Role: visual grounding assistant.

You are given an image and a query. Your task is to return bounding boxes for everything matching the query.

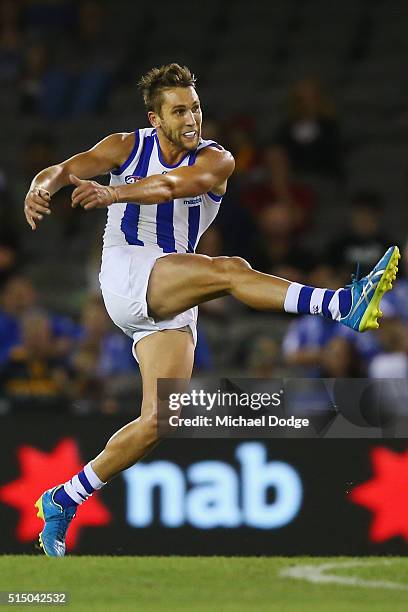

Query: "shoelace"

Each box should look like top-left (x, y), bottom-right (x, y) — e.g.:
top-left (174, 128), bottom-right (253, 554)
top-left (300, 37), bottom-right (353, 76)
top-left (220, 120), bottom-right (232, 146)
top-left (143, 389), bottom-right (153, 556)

top-left (345, 262), bottom-right (361, 289)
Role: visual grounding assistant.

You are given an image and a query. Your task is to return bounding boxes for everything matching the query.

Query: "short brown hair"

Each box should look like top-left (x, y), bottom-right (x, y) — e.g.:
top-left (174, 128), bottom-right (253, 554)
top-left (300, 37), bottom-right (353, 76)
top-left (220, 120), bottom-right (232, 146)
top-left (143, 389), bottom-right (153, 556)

top-left (138, 63), bottom-right (196, 114)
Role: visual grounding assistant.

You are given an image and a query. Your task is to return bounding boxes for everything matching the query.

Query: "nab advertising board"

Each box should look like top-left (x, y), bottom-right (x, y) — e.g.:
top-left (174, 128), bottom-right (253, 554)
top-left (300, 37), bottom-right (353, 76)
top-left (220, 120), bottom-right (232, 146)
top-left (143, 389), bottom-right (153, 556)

top-left (0, 415), bottom-right (407, 555)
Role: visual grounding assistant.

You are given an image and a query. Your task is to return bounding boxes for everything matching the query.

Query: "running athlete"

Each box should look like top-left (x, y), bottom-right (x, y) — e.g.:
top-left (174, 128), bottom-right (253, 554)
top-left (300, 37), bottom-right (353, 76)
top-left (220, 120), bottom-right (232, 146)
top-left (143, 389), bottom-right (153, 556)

top-left (24, 64), bottom-right (400, 556)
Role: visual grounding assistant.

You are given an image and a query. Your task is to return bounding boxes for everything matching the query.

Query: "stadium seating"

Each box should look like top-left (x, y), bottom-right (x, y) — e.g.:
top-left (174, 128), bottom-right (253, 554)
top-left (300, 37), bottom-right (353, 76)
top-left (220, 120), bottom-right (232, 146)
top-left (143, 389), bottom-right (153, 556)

top-left (2, 0), bottom-right (408, 383)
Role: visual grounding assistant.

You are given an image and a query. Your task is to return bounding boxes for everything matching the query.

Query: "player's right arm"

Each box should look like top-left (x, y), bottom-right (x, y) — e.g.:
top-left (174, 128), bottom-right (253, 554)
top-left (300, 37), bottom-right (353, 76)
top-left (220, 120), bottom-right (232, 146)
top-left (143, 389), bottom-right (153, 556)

top-left (24, 132), bottom-right (134, 230)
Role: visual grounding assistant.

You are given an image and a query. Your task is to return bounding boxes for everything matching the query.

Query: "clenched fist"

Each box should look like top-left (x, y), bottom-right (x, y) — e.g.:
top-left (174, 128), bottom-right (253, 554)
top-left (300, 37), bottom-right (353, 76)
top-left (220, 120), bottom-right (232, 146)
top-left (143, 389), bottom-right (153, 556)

top-left (24, 187), bottom-right (51, 230)
top-left (70, 174), bottom-right (118, 210)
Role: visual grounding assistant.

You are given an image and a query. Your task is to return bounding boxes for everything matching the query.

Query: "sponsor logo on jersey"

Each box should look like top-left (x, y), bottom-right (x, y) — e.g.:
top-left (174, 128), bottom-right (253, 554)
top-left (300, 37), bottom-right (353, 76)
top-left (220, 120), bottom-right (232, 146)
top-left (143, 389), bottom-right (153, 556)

top-left (125, 175), bottom-right (142, 184)
top-left (184, 196), bottom-right (202, 207)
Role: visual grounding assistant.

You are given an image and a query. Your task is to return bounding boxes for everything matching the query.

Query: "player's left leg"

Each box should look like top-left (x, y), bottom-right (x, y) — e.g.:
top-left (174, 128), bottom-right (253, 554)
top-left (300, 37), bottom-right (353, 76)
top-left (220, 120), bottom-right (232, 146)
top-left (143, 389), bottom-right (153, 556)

top-left (35, 328), bottom-right (194, 556)
top-left (90, 328), bottom-right (194, 481)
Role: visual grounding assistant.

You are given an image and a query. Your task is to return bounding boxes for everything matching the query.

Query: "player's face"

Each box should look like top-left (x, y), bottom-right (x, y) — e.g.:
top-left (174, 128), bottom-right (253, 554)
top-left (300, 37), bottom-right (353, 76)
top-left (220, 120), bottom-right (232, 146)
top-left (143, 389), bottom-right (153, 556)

top-left (153, 87), bottom-right (202, 151)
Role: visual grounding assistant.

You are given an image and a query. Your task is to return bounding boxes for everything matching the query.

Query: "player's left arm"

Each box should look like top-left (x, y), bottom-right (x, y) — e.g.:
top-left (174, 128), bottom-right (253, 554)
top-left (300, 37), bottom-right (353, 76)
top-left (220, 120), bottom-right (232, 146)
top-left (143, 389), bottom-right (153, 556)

top-left (71, 147), bottom-right (235, 209)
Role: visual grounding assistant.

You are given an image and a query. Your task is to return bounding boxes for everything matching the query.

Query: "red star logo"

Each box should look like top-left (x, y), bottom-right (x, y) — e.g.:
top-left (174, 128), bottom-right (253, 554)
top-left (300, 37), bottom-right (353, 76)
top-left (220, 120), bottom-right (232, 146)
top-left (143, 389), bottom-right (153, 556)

top-left (0, 438), bottom-right (111, 549)
top-left (350, 446), bottom-right (408, 543)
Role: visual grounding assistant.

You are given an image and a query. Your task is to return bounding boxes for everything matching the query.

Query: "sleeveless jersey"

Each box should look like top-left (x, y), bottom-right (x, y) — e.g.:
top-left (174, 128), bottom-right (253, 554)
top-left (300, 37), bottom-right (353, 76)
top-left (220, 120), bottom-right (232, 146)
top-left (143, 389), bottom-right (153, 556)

top-left (103, 127), bottom-right (223, 253)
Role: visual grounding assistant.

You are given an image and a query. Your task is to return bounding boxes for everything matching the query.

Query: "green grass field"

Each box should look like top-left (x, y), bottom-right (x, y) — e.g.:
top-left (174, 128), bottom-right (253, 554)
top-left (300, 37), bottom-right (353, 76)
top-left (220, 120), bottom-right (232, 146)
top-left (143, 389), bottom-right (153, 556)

top-left (0, 556), bottom-right (407, 611)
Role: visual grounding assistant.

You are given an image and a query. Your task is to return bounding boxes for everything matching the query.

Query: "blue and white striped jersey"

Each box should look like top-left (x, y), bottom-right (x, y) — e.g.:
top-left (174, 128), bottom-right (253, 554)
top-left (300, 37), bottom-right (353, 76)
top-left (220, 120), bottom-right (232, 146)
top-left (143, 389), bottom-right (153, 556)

top-left (103, 127), bottom-right (223, 253)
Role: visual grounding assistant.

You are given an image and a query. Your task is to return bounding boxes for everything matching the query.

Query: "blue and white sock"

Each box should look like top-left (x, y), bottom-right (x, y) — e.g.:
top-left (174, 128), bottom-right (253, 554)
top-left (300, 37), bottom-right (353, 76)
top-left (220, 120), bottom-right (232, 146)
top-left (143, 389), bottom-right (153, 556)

top-left (284, 283), bottom-right (352, 320)
top-left (53, 462), bottom-right (106, 509)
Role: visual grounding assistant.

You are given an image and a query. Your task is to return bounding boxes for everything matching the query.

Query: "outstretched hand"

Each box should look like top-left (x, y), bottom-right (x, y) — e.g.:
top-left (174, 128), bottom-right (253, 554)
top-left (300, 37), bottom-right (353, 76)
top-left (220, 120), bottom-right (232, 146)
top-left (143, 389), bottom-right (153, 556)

top-left (70, 174), bottom-right (118, 210)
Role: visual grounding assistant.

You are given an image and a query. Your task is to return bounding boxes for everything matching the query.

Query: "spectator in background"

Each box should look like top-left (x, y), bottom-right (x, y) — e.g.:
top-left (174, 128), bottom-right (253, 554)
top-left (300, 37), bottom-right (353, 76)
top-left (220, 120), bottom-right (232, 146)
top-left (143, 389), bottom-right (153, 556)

top-left (282, 266), bottom-right (345, 376)
top-left (0, 275), bottom-right (80, 366)
top-left (272, 76), bottom-right (344, 179)
top-left (0, 309), bottom-right (71, 412)
top-left (20, 38), bottom-right (70, 118)
top-left (0, 275), bottom-right (36, 365)
top-left (284, 335), bottom-right (362, 422)
top-left (246, 335), bottom-right (281, 378)
top-left (267, 77), bottom-right (344, 206)
top-left (319, 336), bottom-right (363, 378)
top-left (247, 201), bottom-right (316, 279)
top-left (325, 190), bottom-right (392, 281)
top-left (283, 315), bottom-right (341, 377)
top-left (232, 80), bottom-right (344, 281)
top-left (367, 304), bottom-right (408, 379)
top-left (70, 295), bottom-right (136, 412)
top-left (283, 317), bottom-right (364, 378)
top-left (223, 116), bottom-right (259, 176)
top-left (240, 164), bottom-right (316, 236)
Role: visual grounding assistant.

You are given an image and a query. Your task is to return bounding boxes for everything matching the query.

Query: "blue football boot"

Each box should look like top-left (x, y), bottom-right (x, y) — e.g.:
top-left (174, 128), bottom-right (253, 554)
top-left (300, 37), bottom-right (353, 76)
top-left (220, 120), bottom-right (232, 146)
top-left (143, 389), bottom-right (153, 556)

top-left (340, 245), bottom-right (400, 332)
top-left (35, 486), bottom-right (76, 557)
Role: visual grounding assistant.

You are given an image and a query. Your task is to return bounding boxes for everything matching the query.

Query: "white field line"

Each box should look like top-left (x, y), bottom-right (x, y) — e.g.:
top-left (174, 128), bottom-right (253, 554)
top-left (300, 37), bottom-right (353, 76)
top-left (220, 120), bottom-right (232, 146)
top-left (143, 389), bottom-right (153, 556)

top-left (280, 560), bottom-right (408, 591)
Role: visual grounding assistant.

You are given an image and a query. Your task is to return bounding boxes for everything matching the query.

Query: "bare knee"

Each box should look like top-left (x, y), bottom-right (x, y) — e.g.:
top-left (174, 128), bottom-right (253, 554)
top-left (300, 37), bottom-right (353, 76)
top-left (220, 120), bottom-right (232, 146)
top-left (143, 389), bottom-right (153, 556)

top-left (139, 396), bottom-right (159, 442)
top-left (213, 255), bottom-right (251, 274)
top-left (105, 410), bottom-right (158, 455)
top-left (212, 256), bottom-right (252, 291)
top-left (140, 414), bottom-right (158, 445)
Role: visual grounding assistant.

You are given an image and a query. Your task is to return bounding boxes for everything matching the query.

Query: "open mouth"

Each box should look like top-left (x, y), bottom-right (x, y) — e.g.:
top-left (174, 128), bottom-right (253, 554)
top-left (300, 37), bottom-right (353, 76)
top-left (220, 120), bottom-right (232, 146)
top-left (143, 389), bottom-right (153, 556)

top-left (183, 131), bottom-right (197, 140)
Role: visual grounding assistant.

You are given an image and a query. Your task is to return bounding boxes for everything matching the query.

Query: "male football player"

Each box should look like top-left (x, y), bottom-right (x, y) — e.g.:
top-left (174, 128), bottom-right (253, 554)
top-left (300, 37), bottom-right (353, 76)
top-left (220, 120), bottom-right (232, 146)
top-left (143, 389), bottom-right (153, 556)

top-left (24, 64), bottom-right (399, 555)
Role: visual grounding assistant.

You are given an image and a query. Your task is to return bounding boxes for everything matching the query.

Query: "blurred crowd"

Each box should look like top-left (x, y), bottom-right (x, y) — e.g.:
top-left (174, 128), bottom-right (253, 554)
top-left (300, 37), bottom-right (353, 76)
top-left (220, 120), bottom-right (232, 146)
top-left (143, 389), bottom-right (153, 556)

top-left (0, 0), bottom-right (407, 413)
top-left (0, 276), bottom-right (138, 414)
top-left (1, 0), bottom-right (119, 117)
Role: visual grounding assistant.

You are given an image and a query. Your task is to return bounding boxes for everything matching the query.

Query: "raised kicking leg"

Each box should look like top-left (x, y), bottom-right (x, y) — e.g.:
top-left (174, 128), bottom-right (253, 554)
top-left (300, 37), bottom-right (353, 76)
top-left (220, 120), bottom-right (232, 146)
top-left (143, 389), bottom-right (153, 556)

top-left (147, 246), bottom-right (400, 333)
top-left (35, 329), bottom-right (194, 556)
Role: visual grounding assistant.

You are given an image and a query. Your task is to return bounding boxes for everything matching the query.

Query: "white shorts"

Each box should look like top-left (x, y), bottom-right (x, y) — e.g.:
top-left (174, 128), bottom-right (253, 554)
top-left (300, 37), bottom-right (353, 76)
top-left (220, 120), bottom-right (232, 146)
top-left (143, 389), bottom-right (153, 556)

top-left (99, 245), bottom-right (198, 360)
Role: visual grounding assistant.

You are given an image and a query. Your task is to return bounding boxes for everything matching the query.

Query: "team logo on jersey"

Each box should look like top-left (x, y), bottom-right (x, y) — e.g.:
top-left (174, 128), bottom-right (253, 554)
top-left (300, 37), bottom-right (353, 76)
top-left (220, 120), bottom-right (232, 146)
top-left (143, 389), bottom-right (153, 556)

top-left (184, 196), bottom-right (202, 207)
top-left (125, 175), bottom-right (142, 184)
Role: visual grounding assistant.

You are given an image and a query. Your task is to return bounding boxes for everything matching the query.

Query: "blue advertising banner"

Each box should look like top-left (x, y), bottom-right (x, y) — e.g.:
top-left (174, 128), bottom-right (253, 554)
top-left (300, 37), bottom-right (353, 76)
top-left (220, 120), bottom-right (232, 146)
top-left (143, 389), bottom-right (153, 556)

top-left (0, 416), bottom-right (407, 555)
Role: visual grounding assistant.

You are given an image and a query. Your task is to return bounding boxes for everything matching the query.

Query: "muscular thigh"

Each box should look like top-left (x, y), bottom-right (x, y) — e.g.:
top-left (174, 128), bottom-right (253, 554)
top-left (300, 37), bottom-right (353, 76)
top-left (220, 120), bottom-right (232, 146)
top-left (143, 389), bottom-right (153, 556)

top-left (147, 253), bottom-right (231, 320)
